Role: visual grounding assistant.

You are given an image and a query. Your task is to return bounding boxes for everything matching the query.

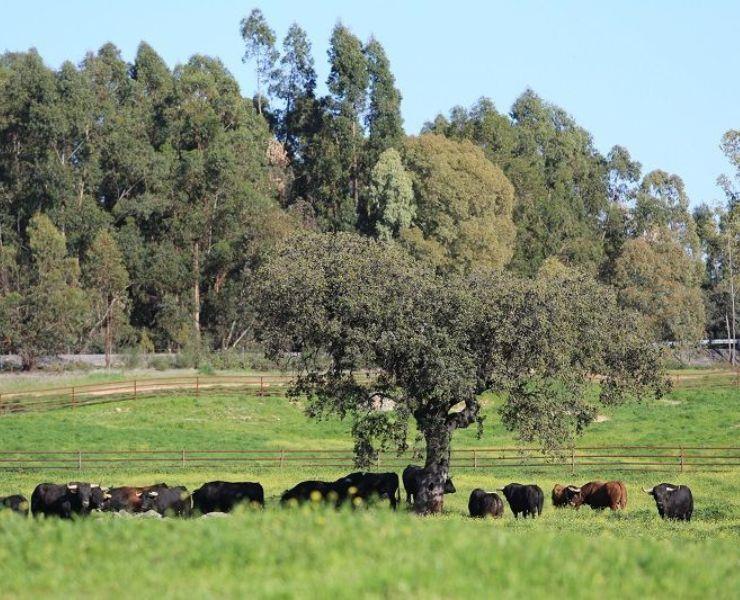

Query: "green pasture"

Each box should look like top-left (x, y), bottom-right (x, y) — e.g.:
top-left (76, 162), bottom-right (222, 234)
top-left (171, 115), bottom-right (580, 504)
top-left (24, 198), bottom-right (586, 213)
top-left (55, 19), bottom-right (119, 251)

top-left (0, 375), bottom-right (737, 598)
top-left (0, 380), bottom-right (736, 451)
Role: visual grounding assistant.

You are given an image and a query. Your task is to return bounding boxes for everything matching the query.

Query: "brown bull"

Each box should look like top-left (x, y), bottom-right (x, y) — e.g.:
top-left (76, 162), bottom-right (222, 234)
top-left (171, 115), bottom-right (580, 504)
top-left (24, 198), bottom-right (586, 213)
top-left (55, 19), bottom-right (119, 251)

top-left (551, 484), bottom-right (581, 507)
top-left (568, 480), bottom-right (627, 511)
top-left (104, 483), bottom-right (169, 512)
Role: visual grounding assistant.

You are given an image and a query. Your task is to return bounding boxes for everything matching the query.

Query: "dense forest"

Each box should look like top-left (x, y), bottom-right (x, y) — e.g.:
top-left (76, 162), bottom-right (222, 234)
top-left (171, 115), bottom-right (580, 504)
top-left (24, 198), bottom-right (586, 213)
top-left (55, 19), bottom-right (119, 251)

top-left (0, 10), bottom-right (737, 369)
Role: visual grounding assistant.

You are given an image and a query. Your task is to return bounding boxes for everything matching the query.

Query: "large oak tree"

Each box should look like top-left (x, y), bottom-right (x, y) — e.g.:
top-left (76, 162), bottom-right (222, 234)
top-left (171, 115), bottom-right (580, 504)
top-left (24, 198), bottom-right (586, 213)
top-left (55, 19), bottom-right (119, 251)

top-left (255, 233), bottom-right (666, 514)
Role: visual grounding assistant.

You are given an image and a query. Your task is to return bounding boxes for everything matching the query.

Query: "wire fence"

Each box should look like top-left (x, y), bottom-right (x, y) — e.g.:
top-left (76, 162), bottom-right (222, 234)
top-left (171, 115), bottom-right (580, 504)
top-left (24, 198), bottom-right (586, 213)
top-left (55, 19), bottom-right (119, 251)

top-left (0, 446), bottom-right (736, 473)
top-left (0, 369), bottom-right (737, 415)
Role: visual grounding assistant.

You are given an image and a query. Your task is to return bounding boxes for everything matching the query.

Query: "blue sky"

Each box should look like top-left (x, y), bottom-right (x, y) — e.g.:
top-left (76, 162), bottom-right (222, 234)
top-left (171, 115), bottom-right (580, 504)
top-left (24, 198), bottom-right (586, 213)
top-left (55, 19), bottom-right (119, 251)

top-left (3, 0), bottom-right (739, 206)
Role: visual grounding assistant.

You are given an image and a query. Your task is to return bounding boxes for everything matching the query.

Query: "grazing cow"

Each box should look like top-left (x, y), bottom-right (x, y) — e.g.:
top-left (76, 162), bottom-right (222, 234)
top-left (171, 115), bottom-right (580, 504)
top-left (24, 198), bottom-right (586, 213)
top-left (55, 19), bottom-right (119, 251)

top-left (339, 472), bottom-right (400, 510)
top-left (468, 489), bottom-right (504, 518)
top-left (0, 494), bottom-right (29, 515)
top-left (192, 481), bottom-right (264, 514)
top-left (498, 483), bottom-right (544, 518)
top-left (31, 482), bottom-right (108, 519)
top-left (551, 484), bottom-right (582, 507)
top-left (643, 483), bottom-right (693, 521)
top-left (280, 479), bottom-right (354, 507)
top-left (280, 480), bottom-right (350, 507)
top-left (402, 465), bottom-right (456, 505)
top-left (567, 481), bottom-right (628, 511)
top-left (103, 483), bottom-right (169, 513)
top-left (138, 486), bottom-right (191, 517)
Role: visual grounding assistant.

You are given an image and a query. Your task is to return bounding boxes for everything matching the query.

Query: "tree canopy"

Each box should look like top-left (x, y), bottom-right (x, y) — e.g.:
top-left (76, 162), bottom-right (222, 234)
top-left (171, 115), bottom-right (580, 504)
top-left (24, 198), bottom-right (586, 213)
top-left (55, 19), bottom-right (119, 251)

top-left (255, 232), bottom-right (666, 513)
top-left (0, 14), bottom-right (728, 366)
top-left (400, 134), bottom-right (516, 272)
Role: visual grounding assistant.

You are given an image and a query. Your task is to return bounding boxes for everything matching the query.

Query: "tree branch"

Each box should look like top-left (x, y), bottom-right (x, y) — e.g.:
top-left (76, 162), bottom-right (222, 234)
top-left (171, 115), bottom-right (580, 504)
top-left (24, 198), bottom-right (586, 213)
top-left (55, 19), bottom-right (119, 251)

top-left (446, 396), bottom-right (479, 431)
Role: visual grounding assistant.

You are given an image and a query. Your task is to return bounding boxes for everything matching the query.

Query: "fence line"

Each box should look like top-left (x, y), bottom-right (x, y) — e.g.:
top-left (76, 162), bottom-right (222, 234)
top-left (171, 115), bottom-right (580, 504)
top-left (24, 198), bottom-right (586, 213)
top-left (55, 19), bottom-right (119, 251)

top-left (0, 369), bottom-right (737, 415)
top-left (0, 374), bottom-right (296, 414)
top-left (0, 446), bottom-right (736, 473)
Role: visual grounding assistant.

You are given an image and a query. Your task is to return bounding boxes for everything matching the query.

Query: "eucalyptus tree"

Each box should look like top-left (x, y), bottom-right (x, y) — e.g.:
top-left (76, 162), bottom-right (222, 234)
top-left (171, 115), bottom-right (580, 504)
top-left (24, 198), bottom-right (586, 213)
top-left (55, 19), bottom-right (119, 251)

top-left (168, 55), bottom-right (274, 344)
top-left (0, 214), bottom-right (89, 369)
top-left (271, 23), bottom-right (317, 161)
top-left (363, 37), bottom-right (403, 168)
top-left (367, 148), bottom-right (414, 240)
top-left (426, 92), bottom-right (610, 275)
top-left (84, 229), bottom-right (130, 367)
top-left (239, 8), bottom-right (278, 116)
top-left (255, 233), bottom-right (665, 514)
top-left (612, 232), bottom-right (706, 343)
top-left (633, 170), bottom-right (700, 255)
top-left (711, 130), bottom-right (740, 362)
top-left (324, 23), bottom-right (369, 230)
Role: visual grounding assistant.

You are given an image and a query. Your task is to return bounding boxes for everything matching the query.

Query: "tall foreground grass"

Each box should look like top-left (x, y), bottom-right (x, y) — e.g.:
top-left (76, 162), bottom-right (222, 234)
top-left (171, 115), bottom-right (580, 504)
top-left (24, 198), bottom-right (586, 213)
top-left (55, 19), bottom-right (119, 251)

top-left (0, 507), bottom-right (736, 599)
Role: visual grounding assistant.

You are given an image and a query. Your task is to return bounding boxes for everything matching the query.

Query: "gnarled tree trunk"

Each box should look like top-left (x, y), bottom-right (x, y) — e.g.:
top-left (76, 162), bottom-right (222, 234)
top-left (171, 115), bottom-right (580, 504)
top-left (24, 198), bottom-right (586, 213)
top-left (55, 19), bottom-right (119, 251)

top-left (414, 424), bottom-right (452, 515)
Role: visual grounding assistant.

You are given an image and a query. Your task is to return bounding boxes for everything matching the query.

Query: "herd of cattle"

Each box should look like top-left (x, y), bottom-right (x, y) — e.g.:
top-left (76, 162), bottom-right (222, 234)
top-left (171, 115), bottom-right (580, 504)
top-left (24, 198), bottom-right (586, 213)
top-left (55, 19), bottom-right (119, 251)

top-left (0, 464), bottom-right (694, 522)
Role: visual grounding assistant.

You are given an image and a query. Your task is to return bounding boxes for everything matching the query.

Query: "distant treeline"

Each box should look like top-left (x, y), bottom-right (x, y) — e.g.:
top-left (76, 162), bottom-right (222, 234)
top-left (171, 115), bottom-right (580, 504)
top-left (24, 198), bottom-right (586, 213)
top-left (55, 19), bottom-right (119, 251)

top-left (0, 9), bottom-right (737, 368)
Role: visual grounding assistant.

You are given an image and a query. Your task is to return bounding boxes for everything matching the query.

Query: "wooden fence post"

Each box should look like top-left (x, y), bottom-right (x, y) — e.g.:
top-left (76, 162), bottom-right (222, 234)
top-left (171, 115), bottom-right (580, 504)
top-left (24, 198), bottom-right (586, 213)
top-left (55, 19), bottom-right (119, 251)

top-left (181, 449), bottom-right (186, 468)
top-left (259, 376), bottom-right (264, 397)
top-left (195, 376), bottom-right (200, 398)
top-left (473, 449), bottom-right (478, 469)
top-left (279, 449), bottom-right (285, 469)
top-left (133, 380), bottom-right (137, 400)
top-left (679, 445), bottom-right (684, 473)
top-left (71, 387), bottom-right (76, 410)
top-left (77, 450), bottom-right (82, 470)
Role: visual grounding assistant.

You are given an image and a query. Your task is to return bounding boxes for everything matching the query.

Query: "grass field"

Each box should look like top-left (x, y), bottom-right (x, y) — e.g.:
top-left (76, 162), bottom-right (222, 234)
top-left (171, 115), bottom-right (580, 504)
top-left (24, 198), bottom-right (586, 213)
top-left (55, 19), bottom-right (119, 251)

top-left (0, 373), bottom-right (737, 598)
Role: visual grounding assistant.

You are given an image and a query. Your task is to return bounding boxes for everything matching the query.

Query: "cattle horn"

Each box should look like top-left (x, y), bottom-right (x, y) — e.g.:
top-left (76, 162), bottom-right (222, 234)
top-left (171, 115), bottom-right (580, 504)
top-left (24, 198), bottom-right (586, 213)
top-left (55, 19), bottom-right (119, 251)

top-left (642, 487), bottom-right (653, 494)
top-left (67, 484), bottom-right (78, 491)
top-left (567, 486), bottom-right (581, 492)
top-left (91, 483), bottom-right (100, 489)
top-left (148, 491), bottom-right (159, 497)
top-left (665, 486), bottom-right (676, 492)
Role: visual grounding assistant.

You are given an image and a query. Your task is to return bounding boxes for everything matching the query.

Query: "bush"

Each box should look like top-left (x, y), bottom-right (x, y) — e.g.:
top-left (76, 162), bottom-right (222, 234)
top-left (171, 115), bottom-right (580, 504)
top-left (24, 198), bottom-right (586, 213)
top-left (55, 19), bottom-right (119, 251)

top-left (148, 355), bottom-right (173, 371)
top-left (197, 362), bottom-right (215, 376)
top-left (121, 346), bottom-right (142, 369)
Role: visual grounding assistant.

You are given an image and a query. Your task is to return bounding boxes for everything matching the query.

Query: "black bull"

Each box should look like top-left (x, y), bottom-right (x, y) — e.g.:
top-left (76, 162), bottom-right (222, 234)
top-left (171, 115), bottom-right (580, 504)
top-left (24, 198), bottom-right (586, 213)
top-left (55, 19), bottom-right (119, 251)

top-left (31, 482), bottom-right (108, 519)
top-left (498, 483), bottom-right (544, 518)
top-left (339, 472), bottom-right (400, 509)
top-left (643, 483), bottom-right (693, 521)
top-left (192, 481), bottom-right (265, 514)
